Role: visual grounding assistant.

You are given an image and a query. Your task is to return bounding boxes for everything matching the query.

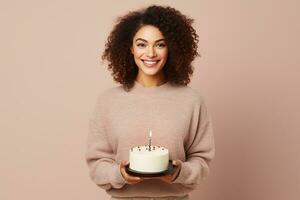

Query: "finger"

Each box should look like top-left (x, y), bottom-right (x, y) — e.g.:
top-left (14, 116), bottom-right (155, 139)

top-left (127, 176), bottom-right (141, 182)
top-left (173, 160), bottom-right (179, 166)
top-left (127, 179), bottom-right (142, 185)
top-left (173, 160), bottom-right (182, 166)
top-left (141, 176), bottom-right (154, 180)
top-left (174, 165), bottom-right (181, 174)
top-left (120, 163), bottom-right (132, 179)
top-left (120, 160), bottom-right (129, 167)
top-left (172, 165), bottom-right (182, 181)
top-left (120, 166), bottom-right (141, 182)
top-left (124, 174), bottom-right (141, 184)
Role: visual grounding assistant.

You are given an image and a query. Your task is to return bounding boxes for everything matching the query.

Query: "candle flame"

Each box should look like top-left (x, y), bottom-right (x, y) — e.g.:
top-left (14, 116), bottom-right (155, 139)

top-left (149, 129), bottom-right (152, 137)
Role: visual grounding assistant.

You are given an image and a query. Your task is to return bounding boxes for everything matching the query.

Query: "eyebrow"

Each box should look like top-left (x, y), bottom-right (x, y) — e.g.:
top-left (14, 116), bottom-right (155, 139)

top-left (135, 38), bottom-right (166, 43)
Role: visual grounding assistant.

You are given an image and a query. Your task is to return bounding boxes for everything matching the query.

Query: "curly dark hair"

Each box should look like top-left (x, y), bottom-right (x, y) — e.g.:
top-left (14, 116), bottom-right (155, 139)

top-left (101, 4), bottom-right (200, 91)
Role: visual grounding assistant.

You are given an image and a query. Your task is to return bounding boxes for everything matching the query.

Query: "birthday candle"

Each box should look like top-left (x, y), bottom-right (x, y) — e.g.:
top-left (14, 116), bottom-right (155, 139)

top-left (148, 129), bottom-right (152, 151)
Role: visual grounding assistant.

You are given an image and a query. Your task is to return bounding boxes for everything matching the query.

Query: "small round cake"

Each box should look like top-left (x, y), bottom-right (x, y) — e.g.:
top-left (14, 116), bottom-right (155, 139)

top-left (129, 145), bottom-right (169, 173)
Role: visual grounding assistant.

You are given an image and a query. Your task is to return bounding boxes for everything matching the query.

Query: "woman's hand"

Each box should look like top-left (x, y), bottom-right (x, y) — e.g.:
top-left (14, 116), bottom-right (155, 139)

top-left (119, 160), bottom-right (143, 184)
top-left (141, 160), bottom-right (182, 184)
top-left (158, 160), bottom-right (182, 183)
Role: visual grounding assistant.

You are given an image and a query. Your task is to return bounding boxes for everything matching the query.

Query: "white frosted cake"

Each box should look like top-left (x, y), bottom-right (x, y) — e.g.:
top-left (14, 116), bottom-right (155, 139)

top-left (129, 145), bottom-right (169, 173)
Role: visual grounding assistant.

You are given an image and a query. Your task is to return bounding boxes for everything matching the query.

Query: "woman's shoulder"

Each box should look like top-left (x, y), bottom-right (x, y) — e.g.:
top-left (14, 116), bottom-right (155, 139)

top-left (177, 84), bottom-right (206, 104)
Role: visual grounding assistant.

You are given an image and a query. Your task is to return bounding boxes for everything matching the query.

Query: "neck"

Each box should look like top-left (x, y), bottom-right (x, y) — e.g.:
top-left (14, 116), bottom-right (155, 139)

top-left (136, 72), bottom-right (166, 87)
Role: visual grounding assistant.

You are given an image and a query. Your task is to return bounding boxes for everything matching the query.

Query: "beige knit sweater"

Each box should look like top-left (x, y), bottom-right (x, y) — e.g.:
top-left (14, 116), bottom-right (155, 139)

top-left (85, 80), bottom-right (215, 198)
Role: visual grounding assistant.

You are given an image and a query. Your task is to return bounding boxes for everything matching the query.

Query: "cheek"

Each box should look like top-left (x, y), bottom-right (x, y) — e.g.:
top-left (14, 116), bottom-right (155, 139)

top-left (133, 49), bottom-right (144, 58)
top-left (158, 47), bottom-right (168, 56)
top-left (161, 50), bottom-right (168, 59)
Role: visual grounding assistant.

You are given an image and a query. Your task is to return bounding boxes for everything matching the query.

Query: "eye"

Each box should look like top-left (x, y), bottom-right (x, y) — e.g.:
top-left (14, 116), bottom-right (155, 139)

top-left (137, 43), bottom-right (146, 48)
top-left (157, 43), bottom-right (166, 48)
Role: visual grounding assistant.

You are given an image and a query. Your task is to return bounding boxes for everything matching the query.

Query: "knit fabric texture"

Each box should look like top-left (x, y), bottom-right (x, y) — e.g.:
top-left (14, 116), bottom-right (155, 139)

top-left (85, 81), bottom-right (215, 198)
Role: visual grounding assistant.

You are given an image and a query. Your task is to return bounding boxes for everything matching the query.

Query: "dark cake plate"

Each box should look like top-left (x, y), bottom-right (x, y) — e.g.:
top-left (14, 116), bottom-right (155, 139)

top-left (125, 160), bottom-right (175, 177)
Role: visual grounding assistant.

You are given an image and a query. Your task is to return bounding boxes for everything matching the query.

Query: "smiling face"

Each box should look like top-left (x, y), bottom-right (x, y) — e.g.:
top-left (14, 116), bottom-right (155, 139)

top-left (130, 25), bottom-right (168, 81)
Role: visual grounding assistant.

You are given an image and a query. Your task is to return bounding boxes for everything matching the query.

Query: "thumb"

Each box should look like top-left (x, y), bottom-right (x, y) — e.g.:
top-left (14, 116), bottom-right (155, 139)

top-left (173, 160), bottom-right (182, 166)
top-left (121, 160), bottom-right (129, 166)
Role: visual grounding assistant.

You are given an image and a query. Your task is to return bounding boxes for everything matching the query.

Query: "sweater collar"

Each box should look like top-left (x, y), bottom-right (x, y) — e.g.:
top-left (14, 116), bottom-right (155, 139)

top-left (132, 80), bottom-right (172, 93)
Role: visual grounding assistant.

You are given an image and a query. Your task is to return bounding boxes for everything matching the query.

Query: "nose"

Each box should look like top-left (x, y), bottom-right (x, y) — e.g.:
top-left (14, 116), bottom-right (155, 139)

top-left (146, 46), bottom-right (156, 58)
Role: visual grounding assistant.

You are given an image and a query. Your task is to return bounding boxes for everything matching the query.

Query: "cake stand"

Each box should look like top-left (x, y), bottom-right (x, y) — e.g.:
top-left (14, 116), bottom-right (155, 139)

top-left (125, 160), bottom-right (175, 177)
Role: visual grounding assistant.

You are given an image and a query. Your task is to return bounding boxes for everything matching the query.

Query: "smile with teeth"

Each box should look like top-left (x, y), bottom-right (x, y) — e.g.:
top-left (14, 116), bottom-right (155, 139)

top-left (142, 59), bottom-right (160, 67)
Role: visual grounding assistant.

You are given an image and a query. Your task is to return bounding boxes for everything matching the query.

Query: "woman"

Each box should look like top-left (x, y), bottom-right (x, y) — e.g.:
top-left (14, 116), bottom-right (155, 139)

top-left (85, 5), bottom-right (215, 200)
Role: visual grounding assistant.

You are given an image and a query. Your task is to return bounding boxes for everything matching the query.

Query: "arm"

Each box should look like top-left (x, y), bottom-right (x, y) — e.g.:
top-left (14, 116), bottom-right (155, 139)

top-left (85, 95), bottom-right (126, 190)
top-left (172, 96), bottom-right (215, 189)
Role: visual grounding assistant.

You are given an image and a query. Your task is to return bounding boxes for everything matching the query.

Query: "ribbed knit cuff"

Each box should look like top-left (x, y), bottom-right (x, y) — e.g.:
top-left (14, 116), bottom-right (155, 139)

top-left (110, 163), bottom-right (126, 189)
top-left (172, 161), bottom-right (189, 184)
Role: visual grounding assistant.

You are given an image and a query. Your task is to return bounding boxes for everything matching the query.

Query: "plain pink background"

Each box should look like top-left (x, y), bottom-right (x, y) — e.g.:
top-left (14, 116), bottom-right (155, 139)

top-left (1, 1), bottom-right (299, 200)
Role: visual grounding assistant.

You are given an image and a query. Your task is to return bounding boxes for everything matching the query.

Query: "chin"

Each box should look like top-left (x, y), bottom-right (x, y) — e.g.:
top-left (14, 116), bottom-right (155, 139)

top-left (140, 69), bottom-right (160, 76)
top-left (140, 66), bottom-right (163, 75)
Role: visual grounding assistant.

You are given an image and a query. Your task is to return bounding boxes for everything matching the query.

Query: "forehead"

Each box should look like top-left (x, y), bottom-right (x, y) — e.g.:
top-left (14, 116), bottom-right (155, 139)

top-left (133, 25), bottom-right (165, 41)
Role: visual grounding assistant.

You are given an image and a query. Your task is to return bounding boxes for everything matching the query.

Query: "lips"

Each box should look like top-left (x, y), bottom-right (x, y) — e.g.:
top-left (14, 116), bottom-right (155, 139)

top-left (141, 59), bottom-right (160, 67)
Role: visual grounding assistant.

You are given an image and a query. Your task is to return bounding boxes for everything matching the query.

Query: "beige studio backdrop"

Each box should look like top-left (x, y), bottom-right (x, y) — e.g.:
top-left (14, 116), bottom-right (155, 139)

top-left (1, 0), bottom-right (299, 200)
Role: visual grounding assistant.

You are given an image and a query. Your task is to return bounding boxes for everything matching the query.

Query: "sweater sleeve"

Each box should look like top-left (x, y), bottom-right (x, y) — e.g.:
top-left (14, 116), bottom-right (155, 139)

top-left (172, 96), bottom-right (215, 189)
top-left (85, 94), bottom-right (126, 190)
